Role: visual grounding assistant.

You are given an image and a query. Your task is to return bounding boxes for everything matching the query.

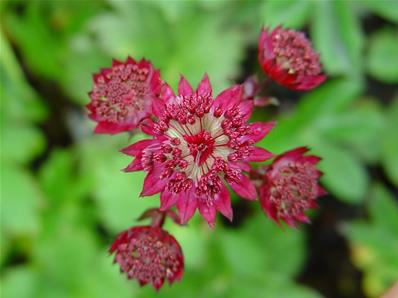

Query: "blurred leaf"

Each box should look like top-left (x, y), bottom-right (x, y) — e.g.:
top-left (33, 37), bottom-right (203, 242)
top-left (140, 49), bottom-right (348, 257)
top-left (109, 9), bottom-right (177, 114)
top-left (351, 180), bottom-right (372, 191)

top-left (361, 0), bottom-right (398, 23)
top-left (0, 30), bottom-right (47, 122)
top-left (3, 1), bottom-right (104, 82)
top-left (2, 266), bottom-right (38, 298)
top-left (32, 223), bottom-right (135, 298)
top-left (261, 78), bottom-right (363, 153)
top-left (0, 230), bottom-right (9, 266)
top-left (90, 2), bottom-right (244, 93)
top-left (312, 1), bottom-right (364, 76)
top-left (343, 184), bottom-right (398, 297)
top-left (4, 2), bottom-right (63, 78)
top-left (220, 229), bottom-right (267, 277)
top-left (367, 28), bottom-right (398, 83)
top-left (168, 220), bottom-right (208, 269)
top-left (223, 273), bottom-right (323, 298)
top-left (217, 212), bottom-right (305, 279)
top-left (1, 164), bottom-right (43, 236)
top-left (39, 149), bottom-right (92, 206)
top-left (382, 99), bottom-right (398, 187)
top-left (1, 124), bottom-right (46, 164)
top-left (368, 184), bottom-right (398, 234)
top-left (245, 214), bottom-right (305, 277)
top-left (79, 134), bottom-right (157, 233)
top-left (60, 34), bottom-right (110, 104)
top-left (261, 0), bottom-right (312, 29)
top-left (319, 99), bottom-right (385, 163)
top-left (313, 141), bottom-right (368, 203)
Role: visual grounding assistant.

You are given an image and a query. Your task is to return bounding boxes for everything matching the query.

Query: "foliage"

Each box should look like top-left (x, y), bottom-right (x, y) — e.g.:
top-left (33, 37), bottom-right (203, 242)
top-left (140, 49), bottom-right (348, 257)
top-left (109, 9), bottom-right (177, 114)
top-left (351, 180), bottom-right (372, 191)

top-left (1, 1), bottom-right (397, 297)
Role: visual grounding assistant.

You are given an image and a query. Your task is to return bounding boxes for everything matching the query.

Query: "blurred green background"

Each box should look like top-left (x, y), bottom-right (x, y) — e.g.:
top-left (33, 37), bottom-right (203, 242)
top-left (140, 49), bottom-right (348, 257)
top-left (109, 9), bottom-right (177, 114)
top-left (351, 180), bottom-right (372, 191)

top-left (1, 1), bottom-right (397, 298)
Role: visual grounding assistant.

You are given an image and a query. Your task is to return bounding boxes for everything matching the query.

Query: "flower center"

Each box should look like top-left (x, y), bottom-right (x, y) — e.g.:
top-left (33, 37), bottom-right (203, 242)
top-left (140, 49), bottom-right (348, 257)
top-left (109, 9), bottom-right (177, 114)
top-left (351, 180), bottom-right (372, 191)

top-left (92, 64), bottom-right (151, 123)
top-left (184, 131), bottom-right (215, 166)
top-left (272, 29), bottom-right (321, 76)
top-left (271, 162), bottom-right (318, 217)
top-left (165, 113), bottom-right (231, 182)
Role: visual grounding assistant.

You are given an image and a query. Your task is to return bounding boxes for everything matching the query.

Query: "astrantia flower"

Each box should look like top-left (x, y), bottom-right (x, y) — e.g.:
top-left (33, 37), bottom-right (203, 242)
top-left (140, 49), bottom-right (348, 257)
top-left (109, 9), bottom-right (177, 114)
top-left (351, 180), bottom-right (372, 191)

top-left (87, 57), bottom-right (163, 134)
top-left (110, 226), bottom-right (184, 290)
top-left (123, 74), bottom-right (275, 227)
top-left (256, 147), bottom-right (326, 227)
top-left (258, 26), bottom-right (326, 91)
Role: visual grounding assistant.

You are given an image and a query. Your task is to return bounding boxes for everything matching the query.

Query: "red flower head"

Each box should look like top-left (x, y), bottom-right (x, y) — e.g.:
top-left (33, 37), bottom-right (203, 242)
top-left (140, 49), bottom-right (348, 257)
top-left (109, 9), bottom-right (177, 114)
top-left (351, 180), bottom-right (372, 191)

top-left (258, 26), bottom-right (326, 91)
top-left (87, 57), bottom-right (163, 134)
top-left (257, 147), bottom-right (326, 227)
top-left (109, 226), bottom-right (184, 290)
top-left (122, 74), bottom-right (275, 227)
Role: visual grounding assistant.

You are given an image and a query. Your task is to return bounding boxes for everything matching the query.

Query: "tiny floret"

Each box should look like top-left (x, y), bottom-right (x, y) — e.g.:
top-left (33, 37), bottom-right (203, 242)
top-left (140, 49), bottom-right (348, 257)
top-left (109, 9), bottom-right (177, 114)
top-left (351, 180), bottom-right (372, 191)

top-left (255, 147), bottom-right (326, 227)
top-left (109, 226), bottom-right (184, 290)
top-left (258, 26), bottom-right (326, 91)
top-left (87, 57), bottom-right (163, 134)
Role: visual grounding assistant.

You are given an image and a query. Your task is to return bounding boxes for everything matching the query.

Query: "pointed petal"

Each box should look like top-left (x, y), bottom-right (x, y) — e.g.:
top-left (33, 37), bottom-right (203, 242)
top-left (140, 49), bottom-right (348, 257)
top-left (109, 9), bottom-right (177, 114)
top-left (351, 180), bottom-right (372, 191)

top-left (215, 184), bottom-right (233, 221)
top-left (123, 157), bottom-right (143, 172)
top-left (176, 191), bottom-right (197, 224)
top-left (274, 147), bottom-right (309, 166)
top-left (317, 185), bottom-right (327, 197)
top-left (196, 74), bottom-right (212, 97)
top-left (245, 147), bottom-right (274, 162)
top-left (295, 74), bottom-right (326, 91)
top-left (94, 121), bottom-right (131, 134)
top-left (126, 56), bottom-right (136, 64)
top-left (198, 201), bottom-right (216, 228)
top-left (229, 174), bottom-right (257, 200)
top-left (140, 168), bottom-right (167, 196)
top-left (301, 155), bottom-right (322, 165)
top-left (121, 139), bottom-right (153, 156)
top-left (213, 85), bottom-right (242, 110)
top-left (152, 278), bottom-right (165, 291)
top-left (151, 98), bottom-right (165, 118)
top-left (160, 82), bottom-right (175, 104)
top-left (160, 189), bottom-right (178, 210)
top-left (112, 58), bottom-right (123, 67)
top-left (259, 186), bottom-right (278, 222)
top-left (237, 100), bottom-right (254, 121)
top-left (178, 76), bottom-right (193, 96)
top-left (139, 118), bottom-right (157, 136)
top-left (247, 121), bottom-right (276, 142)
top-left (233, 161), bottom-right (251, 172)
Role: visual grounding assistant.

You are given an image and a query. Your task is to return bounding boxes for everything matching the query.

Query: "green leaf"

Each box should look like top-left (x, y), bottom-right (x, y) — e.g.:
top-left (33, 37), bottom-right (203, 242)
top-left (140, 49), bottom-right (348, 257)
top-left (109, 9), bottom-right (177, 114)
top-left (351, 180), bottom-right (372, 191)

top-left (79, 134), bottom-right (157, 233)
top-left (312, 141), bottom-right (368, 203)
top-left (168, 220), bottom-right (208, 269)
top-left (60, 35), bottom-right (110, 104)
top-left (4, 2), bottom-right (64, 79)
top-left (343, 183), bottom-right (398, 297)
top-left (0, 30), bottom-right (47, 122)
top-left (312, 1), bottom-right (364, 76)
top-left (381, 99), bottom-right (398, 186)
top-left (260, 78), bottom-right (362, 153)
top-left (261, 0), bottom-right (312, 29)
top-left (219, 229), bottom-right (267, 277)
top-left (2, 267), bottom-right (38, 298)
top-left (39, 149), bottom-right (92, 206)
top-left (225, 275), bottom-right (323, 298)
top-left (319, 99), bottom-right (385, 163)
top-left (245, 214), bottom-right (305, 277)
top-left (361, 0), bottom-right (398, 23)
top-left (1, 124), bottom-right (46, 165)
top-left (1, 164), bottom-right (43, 236)
top-left (90, 2), bottom-right (244, 93)
top-left (368, 184), bottom-right (398, 234)
top-left (367, 28), bottom-right (398, 83)
top-left (32, 224), bottom-right (135, 298)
